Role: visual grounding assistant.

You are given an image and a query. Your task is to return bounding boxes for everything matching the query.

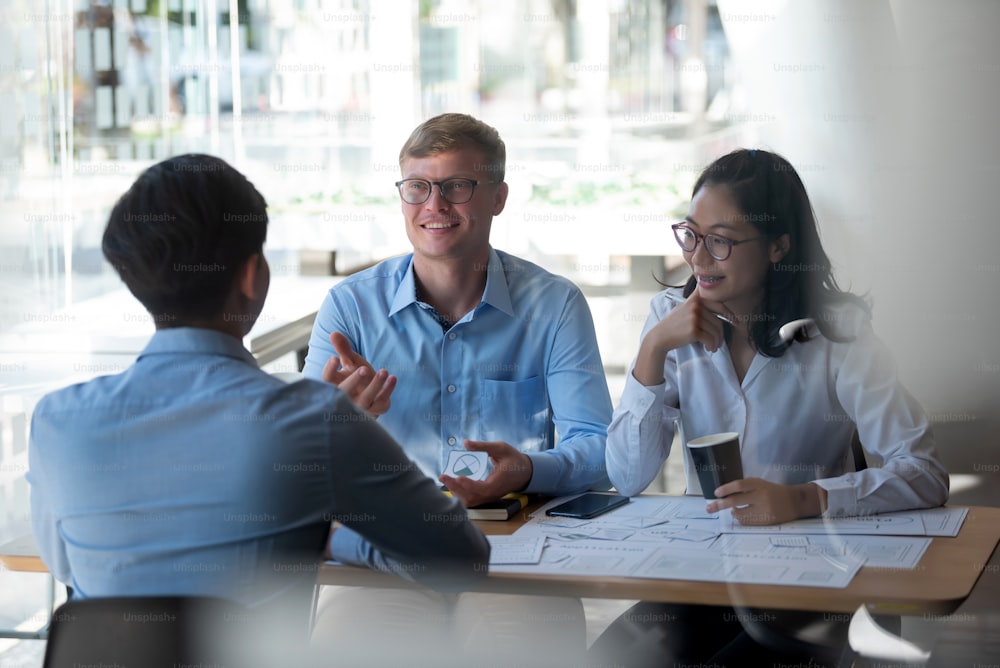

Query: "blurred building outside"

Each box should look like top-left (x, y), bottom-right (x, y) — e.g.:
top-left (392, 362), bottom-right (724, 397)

top-left (0, 0), bottom-right (742, 651)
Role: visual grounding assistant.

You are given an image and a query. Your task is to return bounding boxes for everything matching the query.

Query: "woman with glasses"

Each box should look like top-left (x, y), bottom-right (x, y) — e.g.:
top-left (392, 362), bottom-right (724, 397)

top-left (591, 149), bottom-right (948, 666)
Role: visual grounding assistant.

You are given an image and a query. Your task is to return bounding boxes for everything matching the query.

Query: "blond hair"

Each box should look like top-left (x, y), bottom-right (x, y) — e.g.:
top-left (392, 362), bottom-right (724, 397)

top-left (399, 113), bottom-right (505, 182)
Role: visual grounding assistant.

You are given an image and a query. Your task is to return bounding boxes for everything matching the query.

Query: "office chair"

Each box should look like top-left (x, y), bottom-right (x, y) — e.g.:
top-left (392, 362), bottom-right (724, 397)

top-left (42, 596), bottom-right (254, 668)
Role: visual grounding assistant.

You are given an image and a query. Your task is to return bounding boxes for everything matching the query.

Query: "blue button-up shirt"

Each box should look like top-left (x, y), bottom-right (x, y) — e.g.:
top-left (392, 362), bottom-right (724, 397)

top-left (28, 328), bottom-right (488, 609)
top-left (303, 248), bottom-right (612, 495)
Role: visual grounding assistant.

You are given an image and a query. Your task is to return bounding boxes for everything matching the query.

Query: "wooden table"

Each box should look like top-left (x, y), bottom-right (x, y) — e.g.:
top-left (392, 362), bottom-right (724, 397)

top-left (315, 502), bottom-right (1000, 616)
top-left (5, 503), bottom-right (1000, 616)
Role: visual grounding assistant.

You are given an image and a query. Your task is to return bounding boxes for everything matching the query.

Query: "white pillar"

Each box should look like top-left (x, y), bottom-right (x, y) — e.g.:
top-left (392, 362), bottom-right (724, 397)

top-left (718, 0), bottom-right (1000, 453)
top-left (573, 0), bottom-right (611, 168)
top-left (718, 0), bottom-right (899, 295)
top-left (369, 4), bottom-right (420, 177)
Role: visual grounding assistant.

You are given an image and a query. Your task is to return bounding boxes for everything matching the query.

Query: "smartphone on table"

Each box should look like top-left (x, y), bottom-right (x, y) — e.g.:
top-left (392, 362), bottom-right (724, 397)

top-left (544, 493), bottom-right (630, 519)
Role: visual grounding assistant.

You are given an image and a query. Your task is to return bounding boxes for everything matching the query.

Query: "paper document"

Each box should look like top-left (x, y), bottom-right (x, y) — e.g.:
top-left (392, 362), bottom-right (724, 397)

top-left (630, 543), bottom-right (865, 588)
top-left (487, 535), bottom-right (546, 565)
top-left (490, 539), bottom-right (658, 576)
top-left (528, 494), bottom-right (721, 545)
top-left (493, 494), bottom-right (957, 588)
top-left (714, 533), bottom-right (931, 570)
top-left (719, 506), bottom-right (967, 537)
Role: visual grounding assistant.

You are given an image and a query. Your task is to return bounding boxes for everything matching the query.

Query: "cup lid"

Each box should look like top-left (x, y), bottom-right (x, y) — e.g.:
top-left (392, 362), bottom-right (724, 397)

top-left (687, 432), bottom-right (739, 448)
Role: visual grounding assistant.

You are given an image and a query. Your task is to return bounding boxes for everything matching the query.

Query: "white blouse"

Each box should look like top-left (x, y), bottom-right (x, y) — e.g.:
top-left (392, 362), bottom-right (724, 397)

top-left (607, 289), bottom-right (949, 517)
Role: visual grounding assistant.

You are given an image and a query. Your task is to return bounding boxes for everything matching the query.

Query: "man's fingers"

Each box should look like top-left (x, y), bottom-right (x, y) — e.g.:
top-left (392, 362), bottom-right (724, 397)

top-left (335, 366), bottom-right (371, 396)
top-left (372, 375), bottom-right (397, 407)
top-left (355, 368), bottom-right (388, 407)
top-left (462, 439), bottom-right (506, 456)
top-left (321, 356), bottom-right (344, 384)
top-left (330, 331), bottom-right (363, 367)
top-left (439, 475), bottom-right (486, 507)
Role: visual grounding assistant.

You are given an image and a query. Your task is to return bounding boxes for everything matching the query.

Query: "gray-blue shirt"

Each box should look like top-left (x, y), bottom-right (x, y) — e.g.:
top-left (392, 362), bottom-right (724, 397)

top-left (28, 327), bottom-right (488, 609)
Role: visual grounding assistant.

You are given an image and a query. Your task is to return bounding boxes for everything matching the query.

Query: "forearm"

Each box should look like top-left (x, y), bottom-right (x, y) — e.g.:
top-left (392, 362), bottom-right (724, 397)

top-left (631, 334), bottom-right (669, 387)
top-left (328, 403), bottom-right (490, 588)
top-left (606, 376), bottom-right (676, 497)
top-left (327, 519), bottom-right (487, 588)
top-left (794, 482), bottom-right (828, 519)
top-left (813, 459), bottom-right (949, 517)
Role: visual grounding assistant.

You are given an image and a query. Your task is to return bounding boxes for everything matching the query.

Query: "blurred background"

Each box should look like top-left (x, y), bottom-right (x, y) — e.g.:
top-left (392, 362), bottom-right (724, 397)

top-left (2, 0), bottom-right (1000, 661)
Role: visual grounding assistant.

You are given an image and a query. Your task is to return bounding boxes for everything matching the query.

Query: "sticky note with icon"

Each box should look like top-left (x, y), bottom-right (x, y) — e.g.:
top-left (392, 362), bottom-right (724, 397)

top-left (444, 449), bottom-right (490, 481)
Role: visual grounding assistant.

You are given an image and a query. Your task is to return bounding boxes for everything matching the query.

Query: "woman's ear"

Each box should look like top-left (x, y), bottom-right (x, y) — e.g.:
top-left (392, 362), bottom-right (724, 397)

top-left (769, 234), bottom-right (791, 263)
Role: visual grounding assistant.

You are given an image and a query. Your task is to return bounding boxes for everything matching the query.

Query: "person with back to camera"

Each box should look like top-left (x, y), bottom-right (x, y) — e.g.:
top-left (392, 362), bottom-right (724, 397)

top-left (588, 148), bottom-right (949, 666)
top-left (27, 154), bottom-right (489, 667)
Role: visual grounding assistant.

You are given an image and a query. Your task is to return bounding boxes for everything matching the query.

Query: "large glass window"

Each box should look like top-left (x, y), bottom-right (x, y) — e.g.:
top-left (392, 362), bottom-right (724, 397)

top-left (1, 0), bottom-right (741, 643)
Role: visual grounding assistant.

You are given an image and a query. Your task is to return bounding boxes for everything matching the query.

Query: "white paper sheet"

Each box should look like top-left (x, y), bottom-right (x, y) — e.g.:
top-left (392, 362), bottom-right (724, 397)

top-left (718, 506), bottom-right (967, 537)
top-left (490, 539), bottom-right (659, 576)
top-left (630, 543), bottom-right (865, 588)
top-left (713, 533), bottom-right (931, 569)
top-left (487, 535), bottom-right (545, 565)
top-left (494, 494), bottom-right (954, 587)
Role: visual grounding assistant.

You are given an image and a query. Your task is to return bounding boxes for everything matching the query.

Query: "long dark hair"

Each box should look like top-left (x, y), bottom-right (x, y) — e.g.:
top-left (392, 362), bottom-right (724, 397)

top-left (678, 148), bottom-right (870, 357)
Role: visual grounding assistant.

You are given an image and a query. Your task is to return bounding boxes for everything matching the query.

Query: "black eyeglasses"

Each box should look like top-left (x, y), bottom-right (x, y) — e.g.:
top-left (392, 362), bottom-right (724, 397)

top-left (671, 223), bottom-right (765, 261)
top-left (395, 178), bottom-right (481, 205)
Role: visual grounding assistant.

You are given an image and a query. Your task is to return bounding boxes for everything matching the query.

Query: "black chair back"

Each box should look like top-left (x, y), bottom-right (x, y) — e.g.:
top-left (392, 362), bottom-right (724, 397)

top-left (43, 596), bottom-right (254, 668)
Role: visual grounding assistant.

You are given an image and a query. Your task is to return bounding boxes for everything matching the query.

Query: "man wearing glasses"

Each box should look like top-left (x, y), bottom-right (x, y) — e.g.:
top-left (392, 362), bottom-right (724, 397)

top-left (303, 113), bottom-right (611, 664)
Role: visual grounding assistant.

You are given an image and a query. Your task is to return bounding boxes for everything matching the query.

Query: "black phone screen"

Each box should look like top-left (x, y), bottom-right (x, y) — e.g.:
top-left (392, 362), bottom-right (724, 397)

top-left (544, 493), bottom-right (630, 519)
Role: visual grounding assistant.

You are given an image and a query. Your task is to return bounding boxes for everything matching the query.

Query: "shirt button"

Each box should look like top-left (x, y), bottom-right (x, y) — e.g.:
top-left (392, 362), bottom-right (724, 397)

top-left (447, 384), bottom-right (456, 393)
top-left (448, 332), bottom-right (457, 340)
top-left (447, 437), bottom-right (457, 446)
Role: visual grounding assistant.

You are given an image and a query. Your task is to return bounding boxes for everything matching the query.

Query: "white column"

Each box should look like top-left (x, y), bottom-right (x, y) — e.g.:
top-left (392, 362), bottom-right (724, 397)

top-left (718, 0), bottom-right (1000, 446)
top-left (718, 0), bottom-right (899, 295)
top-left (369, 4), bottom-right (419, 177)
top-left (573, 0), bottom-right (611, 167)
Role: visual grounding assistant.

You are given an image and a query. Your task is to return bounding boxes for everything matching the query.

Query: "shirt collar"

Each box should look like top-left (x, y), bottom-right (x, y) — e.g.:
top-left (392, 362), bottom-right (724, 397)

top-left (137, 327), bottom-right (258, 366)
top-left (388, 248), bottom-right (514, 318)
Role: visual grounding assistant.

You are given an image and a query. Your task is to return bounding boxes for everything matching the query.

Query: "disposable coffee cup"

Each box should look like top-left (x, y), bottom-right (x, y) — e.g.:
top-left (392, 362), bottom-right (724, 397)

top-left (687, 432), bottom-right (743, 500)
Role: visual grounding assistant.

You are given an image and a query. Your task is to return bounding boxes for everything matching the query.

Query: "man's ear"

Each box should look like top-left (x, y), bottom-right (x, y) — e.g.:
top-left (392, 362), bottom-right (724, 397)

top-left (492, 181), bottom-right (509, 216)
top-left (769, 234), bottom-right (791, 263)
top-left (237, 253), bottom-right (265, 301)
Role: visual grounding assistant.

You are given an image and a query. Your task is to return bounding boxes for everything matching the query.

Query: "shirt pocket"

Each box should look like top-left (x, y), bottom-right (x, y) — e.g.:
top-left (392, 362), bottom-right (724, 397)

top-left (479, 376), bottom-right (550, 452)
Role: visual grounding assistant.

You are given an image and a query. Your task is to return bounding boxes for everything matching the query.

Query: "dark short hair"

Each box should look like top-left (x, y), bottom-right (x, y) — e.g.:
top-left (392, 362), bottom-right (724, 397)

top-left (683, 148), bottom-right (869, 356)
top-left (399, 113), bottom-right (506, 182)
top-left (102, 154), bottom-right (268, 322)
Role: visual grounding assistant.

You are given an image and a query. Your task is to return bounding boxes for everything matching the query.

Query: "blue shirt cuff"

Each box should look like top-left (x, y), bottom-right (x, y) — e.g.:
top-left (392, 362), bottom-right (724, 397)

top-left (327, 524), bottom-right (365, 565)
top-left (522, 451), bottom-right (559, 494)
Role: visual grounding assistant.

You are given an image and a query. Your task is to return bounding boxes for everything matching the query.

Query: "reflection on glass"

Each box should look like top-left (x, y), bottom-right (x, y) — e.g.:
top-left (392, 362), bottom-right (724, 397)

top-left (1, 0), bottom-right (741, 334)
